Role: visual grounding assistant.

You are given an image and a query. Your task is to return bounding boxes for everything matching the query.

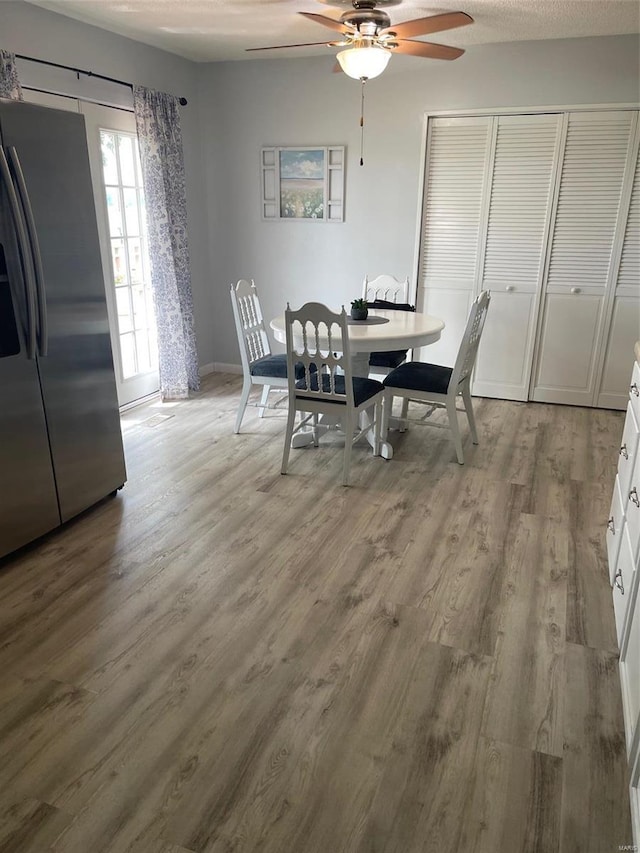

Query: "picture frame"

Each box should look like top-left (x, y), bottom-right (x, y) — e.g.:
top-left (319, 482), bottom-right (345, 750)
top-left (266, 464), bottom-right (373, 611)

top-left (261, 146), bottom-right (345, 222)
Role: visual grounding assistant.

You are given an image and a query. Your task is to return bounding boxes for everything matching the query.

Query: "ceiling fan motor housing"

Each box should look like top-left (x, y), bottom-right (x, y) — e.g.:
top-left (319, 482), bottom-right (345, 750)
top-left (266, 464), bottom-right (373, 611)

top-left (340, 7), bottom-right (391, 34)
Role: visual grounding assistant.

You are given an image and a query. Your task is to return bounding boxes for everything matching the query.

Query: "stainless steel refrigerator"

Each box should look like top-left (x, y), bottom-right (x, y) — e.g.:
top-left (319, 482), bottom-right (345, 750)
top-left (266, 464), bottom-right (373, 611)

top-left (0, 98), bottom-right (126, 560)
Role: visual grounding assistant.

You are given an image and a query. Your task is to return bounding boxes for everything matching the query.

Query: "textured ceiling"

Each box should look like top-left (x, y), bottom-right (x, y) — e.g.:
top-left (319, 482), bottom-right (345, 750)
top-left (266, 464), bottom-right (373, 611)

top-left (29, 0), bottom-right (640, 62)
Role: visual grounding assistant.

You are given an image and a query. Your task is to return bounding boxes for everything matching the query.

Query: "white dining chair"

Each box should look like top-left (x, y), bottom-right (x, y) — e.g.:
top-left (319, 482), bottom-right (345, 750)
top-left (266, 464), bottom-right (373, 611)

top-left (362, 274), bottom-right (411, 304)
top-left (281, 302), bottom-right (385, 486)
top-left (362, 275), bottom-right (415, 379)
top-left (381, 290), bottom-right (491, 464)
top-left (230, 279), bottom-right (291, 434)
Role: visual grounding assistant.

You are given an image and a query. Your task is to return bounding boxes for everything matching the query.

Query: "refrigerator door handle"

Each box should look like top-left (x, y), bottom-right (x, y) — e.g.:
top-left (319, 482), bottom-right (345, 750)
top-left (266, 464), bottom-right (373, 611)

top-left (8, 147), bottom-right (48, 357)
top-left (0, 146), bottom-right (37, 360)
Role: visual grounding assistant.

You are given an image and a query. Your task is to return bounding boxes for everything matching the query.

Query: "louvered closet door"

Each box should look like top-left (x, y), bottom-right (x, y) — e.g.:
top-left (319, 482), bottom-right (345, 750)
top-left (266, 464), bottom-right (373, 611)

top-left (599, 117), bottom-right (640, 409)
top-left (416, 116), bottom-right (491, 366)
top-left (474, 114), bottom-right (562, 401)
top-left (532, 111), bottom-right (637, 406)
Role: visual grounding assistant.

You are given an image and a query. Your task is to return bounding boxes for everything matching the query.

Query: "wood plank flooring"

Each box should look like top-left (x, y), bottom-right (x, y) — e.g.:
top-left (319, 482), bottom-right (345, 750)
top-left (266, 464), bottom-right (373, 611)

top-left (0, 372), bottom-right (633, 852)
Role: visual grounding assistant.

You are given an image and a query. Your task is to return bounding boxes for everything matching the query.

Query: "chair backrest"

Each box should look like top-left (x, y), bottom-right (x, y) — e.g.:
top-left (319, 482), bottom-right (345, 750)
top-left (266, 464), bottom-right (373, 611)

top-left (451, 290), bottom-right (491, 389)
top-left (284, 302), bottom-right (354, 407)
top-left (363, 274), bottom-right (411, 305)
top-left (230, 279), bottom-right (272, 373)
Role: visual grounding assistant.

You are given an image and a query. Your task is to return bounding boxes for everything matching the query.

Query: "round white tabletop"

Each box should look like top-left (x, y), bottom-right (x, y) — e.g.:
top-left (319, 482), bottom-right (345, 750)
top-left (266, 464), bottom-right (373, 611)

top-left (270, 309), bottom-right (445, 354)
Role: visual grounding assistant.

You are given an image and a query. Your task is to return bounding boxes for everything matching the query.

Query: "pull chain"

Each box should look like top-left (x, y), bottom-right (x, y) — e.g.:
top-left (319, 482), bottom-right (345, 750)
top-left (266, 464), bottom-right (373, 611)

top-left (359, 77), bottom-right (367, 166)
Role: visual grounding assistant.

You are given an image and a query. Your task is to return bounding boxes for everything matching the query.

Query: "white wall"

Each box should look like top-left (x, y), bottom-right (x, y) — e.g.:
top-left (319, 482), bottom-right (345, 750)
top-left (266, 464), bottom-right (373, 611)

top-left (1, 1), bottom-right (638, 371)
top-left (0, 0), bottom-right (215, 368)
top-left (199, 34), bottom-right (640, 366)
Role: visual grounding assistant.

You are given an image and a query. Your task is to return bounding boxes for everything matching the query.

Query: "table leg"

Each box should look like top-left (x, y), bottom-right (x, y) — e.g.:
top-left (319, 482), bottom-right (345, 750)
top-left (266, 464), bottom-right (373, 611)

top-left (291, 421), bottom-right (333, 448)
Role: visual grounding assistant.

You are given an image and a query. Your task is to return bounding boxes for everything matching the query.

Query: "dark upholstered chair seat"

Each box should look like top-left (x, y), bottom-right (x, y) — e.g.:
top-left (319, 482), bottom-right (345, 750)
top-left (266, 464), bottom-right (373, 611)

top-left (296, 373), bottom-right (384, 407)
top-left (250, 354), bottom-right (309, 380)
top-left (383, 361), bottom-right (453, 395)
top-left (369, 349), bottom-right (409, 369)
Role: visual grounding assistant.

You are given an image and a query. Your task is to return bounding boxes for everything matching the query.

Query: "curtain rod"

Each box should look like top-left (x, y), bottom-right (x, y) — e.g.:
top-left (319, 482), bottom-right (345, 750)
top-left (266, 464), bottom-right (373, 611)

top-left (15, 53), bottom-right (188, 105)
top-left (21, 85), bottom-right (135, 114)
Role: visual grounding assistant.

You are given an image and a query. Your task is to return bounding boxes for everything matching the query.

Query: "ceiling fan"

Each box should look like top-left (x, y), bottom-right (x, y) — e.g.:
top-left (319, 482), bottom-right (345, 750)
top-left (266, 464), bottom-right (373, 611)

top-left (247, 0), bottom-right (473, 80)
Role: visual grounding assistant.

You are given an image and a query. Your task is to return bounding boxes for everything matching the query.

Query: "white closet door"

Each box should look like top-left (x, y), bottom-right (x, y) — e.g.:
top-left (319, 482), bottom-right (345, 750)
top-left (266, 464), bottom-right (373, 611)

top-left (533, 110), bottom-right (636, 406)
top-left (474, 114), bottom-right (562, 400)
top-left (599, 125), bottom-right (640, 409)
top-left (417, 116), bottom-right (491, 366)
top-left (618, 140), bottom-right (640, 293)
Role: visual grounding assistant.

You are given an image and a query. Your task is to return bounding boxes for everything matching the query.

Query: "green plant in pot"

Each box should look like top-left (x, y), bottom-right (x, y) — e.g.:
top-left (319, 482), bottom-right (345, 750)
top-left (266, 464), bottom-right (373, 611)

top-left (350, 298), bottom-right (368, 321)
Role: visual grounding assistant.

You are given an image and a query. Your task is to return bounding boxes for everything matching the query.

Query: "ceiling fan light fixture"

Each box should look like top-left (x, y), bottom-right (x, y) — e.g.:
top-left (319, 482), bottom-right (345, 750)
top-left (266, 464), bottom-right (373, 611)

top-left (337, 44), bottom-right (390, 79)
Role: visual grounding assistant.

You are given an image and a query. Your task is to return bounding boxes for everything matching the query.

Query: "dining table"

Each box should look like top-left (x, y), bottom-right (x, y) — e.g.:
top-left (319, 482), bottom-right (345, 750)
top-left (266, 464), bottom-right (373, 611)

top-left (269, 307), bottom-right (446, 459)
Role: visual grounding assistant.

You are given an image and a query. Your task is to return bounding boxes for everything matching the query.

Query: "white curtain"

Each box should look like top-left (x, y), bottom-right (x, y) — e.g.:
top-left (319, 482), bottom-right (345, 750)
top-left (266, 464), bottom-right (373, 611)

top-left (0, 50), bottom-right (23, 100)
top-left (133, 86), bottom-right (199, 400)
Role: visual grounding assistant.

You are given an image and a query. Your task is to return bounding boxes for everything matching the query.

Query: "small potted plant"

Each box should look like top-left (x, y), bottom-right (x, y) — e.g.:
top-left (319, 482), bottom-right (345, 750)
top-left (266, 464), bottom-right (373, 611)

top-left (350, 298), bottom-right (368, 321)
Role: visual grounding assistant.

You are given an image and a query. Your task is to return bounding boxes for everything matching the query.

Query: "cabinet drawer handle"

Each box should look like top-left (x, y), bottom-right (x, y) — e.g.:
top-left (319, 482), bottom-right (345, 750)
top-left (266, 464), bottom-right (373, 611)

top-left (570, 287), bottom-right (581, 294)
top-left (620, 443), bottom-right (628, 460)
top-left (629, 486), bottom-right (640, 508)
top-left (607, 516), bottom-right (615, 533)
top-left (505, 285), bottom-right (515, 292)
top-left (614, 568), bottom-right (624, 595)
top-left (631, 382), bottom-right (639, 397)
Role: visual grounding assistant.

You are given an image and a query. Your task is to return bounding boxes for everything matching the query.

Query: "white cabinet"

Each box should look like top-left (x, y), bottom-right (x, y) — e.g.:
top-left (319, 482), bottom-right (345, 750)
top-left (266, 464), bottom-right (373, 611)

top-left (631, 742), bottom-right (640, 847)
top-left (608, 355), bottom-right (640, 840)
top-left (610, 361), bottom-right (640, 625)
top-left (621, 588), bottom-right (640, 848)
top-left (633, 362), bottom-right (640, 416)
top-left (608, 476), bottom-right (626, 584)
top-left (619, 402), bottom-right (640, 498)
top-left (621, 588), bottom-right (640, 746)
top-left (609, 398), bottom-right (640, 584)
top-left (613, 526), bottom-right (638, 650)
top-left (626, 440), bottom-right (640, 561)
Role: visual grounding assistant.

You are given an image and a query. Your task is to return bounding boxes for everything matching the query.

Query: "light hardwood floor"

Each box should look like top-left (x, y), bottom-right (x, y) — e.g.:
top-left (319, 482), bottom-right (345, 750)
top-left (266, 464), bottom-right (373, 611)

top-left (0, 372), bottom-right (632, 853)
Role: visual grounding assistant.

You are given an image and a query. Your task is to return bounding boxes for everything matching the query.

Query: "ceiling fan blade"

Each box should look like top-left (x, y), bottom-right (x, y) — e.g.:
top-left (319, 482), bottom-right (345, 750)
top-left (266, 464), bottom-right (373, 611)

top-left (299, 12), bottom-right (353, 34)
top-left (381, 11), bottom-right (473, 40)
top-left (391, 40), bottom-right (465, 60)
top-left (246, 41), bottom-right (335, 52)
top-left (332, 62), bottom-right (343, 73)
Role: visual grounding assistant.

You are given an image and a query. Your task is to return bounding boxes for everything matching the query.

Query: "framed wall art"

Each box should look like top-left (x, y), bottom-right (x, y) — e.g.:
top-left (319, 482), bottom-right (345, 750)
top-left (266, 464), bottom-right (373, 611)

top-left (261, 146), bottom-right (345, 222)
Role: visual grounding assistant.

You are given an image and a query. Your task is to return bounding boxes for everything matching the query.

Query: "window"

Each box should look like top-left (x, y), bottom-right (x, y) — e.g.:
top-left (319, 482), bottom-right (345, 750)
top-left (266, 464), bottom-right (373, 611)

top-left (100, 130), bottom-right (157, 379)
